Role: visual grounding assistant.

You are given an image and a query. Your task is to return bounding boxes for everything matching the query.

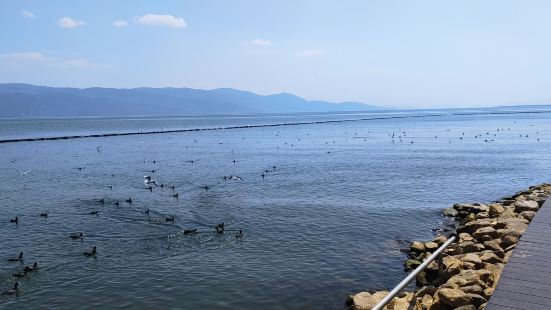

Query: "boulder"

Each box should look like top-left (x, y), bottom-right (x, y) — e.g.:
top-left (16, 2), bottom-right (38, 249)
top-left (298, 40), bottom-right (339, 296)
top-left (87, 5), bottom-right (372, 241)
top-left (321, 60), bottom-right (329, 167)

top-left (447, 241), bottom-right (482, 255)
top-left (496, 228), bottom-right (522, 239)
top-left (437, 288), bottom-right (472, 308)
top-left (498, 208), bottom-right (517, 219)
top-left (476, 269), bottom-right (495, 287)
top-left (483, 239), bottom-right (503, 253)
top-left (503, 250), bottom-right (513, 263)
top-left (433, 235), bottom-right (448, 246)
top-left (459, 233), bottom-right (474, 242)
top-left (483, 287), bottom-right (494, 298)
top-left (495, 218), bottom-right (529, 233)
top-left (411, 241), bottom-right (426, 253)
top-left (405, 259), bottom-right (421, 270)
top-left (425, 242), bottom-right (439, 252)
top-left (468, 293), bottom-right (487, 308)
top-left (500, 235), bottom-right (519, 248)
top-left (421, 294), bottom-right (433, 310)
top-left (480, 252), bottom-right (501, 264)
top-left (458, 219), bottom-right (495, 234)
top-left (387, 292), bottom-right (413, 310)
top-left (476, 212), bottom-right (490, 219)
top-left (462, 253), bottom-right (483, 268)
top-left (478, 235), bottom-right (494, 243)
top-left (472, 227), bottom-right (499, 240)
top-left (447, 270), bottom-right (484, 288)
top-left (484, 263), bottom-right (505, 286)
top-left (514, 200), bottom-right (539, 213)
top-left (348, 291), bottom-right (387, 310)
top-left (443, 257), bottom-right (463, 280)
top-left (488, 203), bottom-right (505, 217)
top-left (460, 285), bottom-right (483, 295)
top-left (454, 203), bottom-right (489, 214)
top-left (442, 207), bottom-right (459, 217)
top-left (519, 211), bottom-right (536, 221)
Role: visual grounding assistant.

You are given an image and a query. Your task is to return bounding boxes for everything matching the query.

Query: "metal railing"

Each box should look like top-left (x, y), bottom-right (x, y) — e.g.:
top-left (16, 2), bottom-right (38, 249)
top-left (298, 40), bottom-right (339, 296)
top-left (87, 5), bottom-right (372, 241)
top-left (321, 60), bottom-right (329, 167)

top-left (371, 235), bottom-right (457, 310)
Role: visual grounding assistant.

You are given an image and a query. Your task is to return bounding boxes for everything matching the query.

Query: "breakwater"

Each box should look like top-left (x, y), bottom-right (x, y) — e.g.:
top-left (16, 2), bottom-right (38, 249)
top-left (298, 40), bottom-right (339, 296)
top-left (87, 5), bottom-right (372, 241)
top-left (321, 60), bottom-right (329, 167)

top-left (347, 183), bottom-right (551, 310)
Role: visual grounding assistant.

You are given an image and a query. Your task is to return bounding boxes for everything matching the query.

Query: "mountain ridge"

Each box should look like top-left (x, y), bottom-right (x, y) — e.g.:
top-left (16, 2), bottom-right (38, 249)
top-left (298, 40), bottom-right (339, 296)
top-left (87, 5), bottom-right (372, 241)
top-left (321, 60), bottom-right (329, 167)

top-left (0, 83), bottom-right (383, 118)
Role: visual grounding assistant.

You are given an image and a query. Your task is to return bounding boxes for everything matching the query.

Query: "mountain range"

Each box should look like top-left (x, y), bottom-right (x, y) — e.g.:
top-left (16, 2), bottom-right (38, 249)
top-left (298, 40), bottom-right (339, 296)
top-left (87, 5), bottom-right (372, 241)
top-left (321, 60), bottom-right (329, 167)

top-left (0, 84), bottom-right (382, 118)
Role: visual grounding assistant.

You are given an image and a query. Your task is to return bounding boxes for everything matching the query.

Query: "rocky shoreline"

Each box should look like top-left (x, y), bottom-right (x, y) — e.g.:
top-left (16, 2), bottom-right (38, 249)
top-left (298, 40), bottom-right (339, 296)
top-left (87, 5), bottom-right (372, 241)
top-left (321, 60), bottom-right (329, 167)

top-left (347, 183), bottom-right (551, 310)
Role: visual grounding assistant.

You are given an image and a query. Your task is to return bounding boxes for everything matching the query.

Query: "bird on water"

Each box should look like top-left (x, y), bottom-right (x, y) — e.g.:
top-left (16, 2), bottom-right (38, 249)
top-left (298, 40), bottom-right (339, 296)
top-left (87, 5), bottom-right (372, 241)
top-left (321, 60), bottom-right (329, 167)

top-left (1, 282), bottom-right (19, 295)
top-left (8, 252), bottom-right (24, 262)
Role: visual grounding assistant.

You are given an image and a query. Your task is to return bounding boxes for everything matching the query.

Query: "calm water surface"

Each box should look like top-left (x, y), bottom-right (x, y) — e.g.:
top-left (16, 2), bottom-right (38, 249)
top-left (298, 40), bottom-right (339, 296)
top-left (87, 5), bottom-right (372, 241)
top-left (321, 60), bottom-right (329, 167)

top-left (1, 109), bottom-right (551, 309)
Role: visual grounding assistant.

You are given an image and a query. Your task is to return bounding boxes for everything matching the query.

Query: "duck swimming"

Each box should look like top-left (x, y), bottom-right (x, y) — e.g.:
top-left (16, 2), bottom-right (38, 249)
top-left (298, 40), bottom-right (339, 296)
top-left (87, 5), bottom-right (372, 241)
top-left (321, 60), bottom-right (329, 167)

top-left (83, 246), bottom-right (97, 257)
top-left (1, 282), bottom-right (19, 295)
top-left (90, 211), bottom-right (99, 216)
top-left (40, 213), bottom-right (48, 218)
top-left (235, 230), bottom-right (243, 238)
top-left (26, 262), bottom-right (38, 272)
top-left (12, 268), bottom-right (29, 278)
top-left (70, 232), bottom-right (84, 240)
top-left (215, 223), bottom-right (225, 234)
top-left (144, 176), bottom-right (158, 186)
top-left (7, 252), bottom-right (23, 262)
top-left (125, 198), bottom-right (133, 204)
top-left (144, 208), bottom-right (150, 214)
top-left (183, 228), bottom-right (197, 235)
top-left (10, 216), bottom-right (18, 224)
top-left (165, 216), bottom-right (175, 222)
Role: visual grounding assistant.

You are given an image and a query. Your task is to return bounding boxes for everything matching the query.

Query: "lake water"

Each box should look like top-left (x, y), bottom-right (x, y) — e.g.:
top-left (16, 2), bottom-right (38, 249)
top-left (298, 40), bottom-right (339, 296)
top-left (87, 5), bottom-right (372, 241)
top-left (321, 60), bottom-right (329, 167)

top-left (1, 108), bottom-right (551, 309)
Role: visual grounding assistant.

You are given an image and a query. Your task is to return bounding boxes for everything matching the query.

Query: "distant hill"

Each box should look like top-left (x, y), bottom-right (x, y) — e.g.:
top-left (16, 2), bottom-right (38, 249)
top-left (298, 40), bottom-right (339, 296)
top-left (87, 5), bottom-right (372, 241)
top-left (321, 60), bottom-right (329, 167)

top-left (0, 84), bottom-right (383, 118)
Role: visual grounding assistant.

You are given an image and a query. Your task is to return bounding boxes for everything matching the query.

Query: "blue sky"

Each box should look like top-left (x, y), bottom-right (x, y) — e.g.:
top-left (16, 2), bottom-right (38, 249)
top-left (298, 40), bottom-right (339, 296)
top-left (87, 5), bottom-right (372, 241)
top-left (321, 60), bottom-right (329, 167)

top-left (1, 1), bottom-right (550, 108)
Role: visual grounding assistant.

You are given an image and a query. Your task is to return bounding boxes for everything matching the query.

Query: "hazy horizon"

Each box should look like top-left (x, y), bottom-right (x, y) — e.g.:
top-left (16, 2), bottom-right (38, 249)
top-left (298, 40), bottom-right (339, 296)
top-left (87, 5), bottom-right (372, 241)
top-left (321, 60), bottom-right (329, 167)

top-left (2, 1), bottom-right (551, 109)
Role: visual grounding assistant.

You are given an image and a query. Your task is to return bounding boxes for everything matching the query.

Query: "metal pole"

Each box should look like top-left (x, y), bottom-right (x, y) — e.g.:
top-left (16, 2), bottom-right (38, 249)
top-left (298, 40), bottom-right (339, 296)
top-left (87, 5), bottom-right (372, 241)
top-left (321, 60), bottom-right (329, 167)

top-left (371, 236), bottom-right (456, 310)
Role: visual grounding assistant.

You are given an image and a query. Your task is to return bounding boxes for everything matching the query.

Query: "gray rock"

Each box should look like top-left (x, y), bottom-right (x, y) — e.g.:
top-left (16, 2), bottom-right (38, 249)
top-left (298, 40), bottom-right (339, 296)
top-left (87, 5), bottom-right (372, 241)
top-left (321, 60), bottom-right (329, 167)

top-left (433, 235), bottom-right (448, 246)
top-left (405, 259), bottom-right (421, 270)
top-left (519, 211), bottom-right (536, 221)
top-left (468, 293), bottom-right (487, 308)
top-left (410, 241), bottom-right (426, 253)
top-left (460, 285), bottom-right (483, 295)
top-left (458, 219), bottom-right (495, 234)
top-left (514, 200), bottom-right (539, 213)
top-left (437, 288), bottom-right (472, 308)
top-left (483, 239), bottom-right (503, 252)
top-left (501, 234), bottom-right (518, 248)
top-left (425, 241), bottom-right (439, 252)
top-left (443, 207), bottom-right (459, 217)
top-left (472, 227), bottom-right (499, 240)
top-left (489, 203), bottom-right (505, 217)
top-left (480, 252), bottom-right (502, 264)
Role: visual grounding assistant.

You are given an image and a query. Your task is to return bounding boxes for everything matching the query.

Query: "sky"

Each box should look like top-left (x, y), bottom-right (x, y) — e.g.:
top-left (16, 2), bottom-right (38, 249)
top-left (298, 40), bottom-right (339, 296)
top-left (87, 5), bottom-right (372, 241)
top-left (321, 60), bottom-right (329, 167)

top-left (1, 0), bottom-right (550, 108)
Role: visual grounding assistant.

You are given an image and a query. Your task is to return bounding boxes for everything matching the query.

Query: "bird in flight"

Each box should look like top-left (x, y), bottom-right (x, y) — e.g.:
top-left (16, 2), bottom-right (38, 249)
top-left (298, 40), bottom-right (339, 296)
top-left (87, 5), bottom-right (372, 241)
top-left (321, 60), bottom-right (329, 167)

top-left (18, 170), bottom-right (31, 176)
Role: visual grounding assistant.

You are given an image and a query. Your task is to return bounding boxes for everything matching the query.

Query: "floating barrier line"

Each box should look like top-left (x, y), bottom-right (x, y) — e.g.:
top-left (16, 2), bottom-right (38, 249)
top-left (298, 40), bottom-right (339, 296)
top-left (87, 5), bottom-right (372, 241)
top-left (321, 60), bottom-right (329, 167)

top-left (1, 109), bottom-right (550, 144)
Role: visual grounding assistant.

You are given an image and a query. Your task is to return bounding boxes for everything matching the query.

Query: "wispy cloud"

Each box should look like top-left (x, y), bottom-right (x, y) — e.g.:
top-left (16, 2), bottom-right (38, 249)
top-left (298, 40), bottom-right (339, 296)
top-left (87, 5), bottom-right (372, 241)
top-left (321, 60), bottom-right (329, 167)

top-left (112, 20), bottom-right (129, 28)
top-left (0, 52), bottom-right (106, 70)
top-left (134, 14), bottom-right (186, 28)
top-left (58, 17), bottom-right (86, 28)
top-left (22, 10), bottom-right (36, 19)
top-left (245, 39), bottom-right (272, 47)
top-left (0, 52), bottom-right (51, 61)
top-left (296, 49), bottom-right (326, 57)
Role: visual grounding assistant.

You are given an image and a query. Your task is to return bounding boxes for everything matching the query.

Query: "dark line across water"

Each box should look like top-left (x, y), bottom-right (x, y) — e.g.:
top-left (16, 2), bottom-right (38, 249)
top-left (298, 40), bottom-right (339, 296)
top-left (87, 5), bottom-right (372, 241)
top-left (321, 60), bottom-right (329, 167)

top-left (0, 110), bottom-right (549, 144)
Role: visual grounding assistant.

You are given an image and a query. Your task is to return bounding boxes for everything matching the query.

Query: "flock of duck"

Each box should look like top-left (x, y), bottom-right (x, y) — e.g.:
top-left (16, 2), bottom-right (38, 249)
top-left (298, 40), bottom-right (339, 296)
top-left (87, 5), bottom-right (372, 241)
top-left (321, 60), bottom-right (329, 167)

top-left (2, 120), bottom-right (543, 298)
top-left (3, 154), bottom-right (259, 297)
